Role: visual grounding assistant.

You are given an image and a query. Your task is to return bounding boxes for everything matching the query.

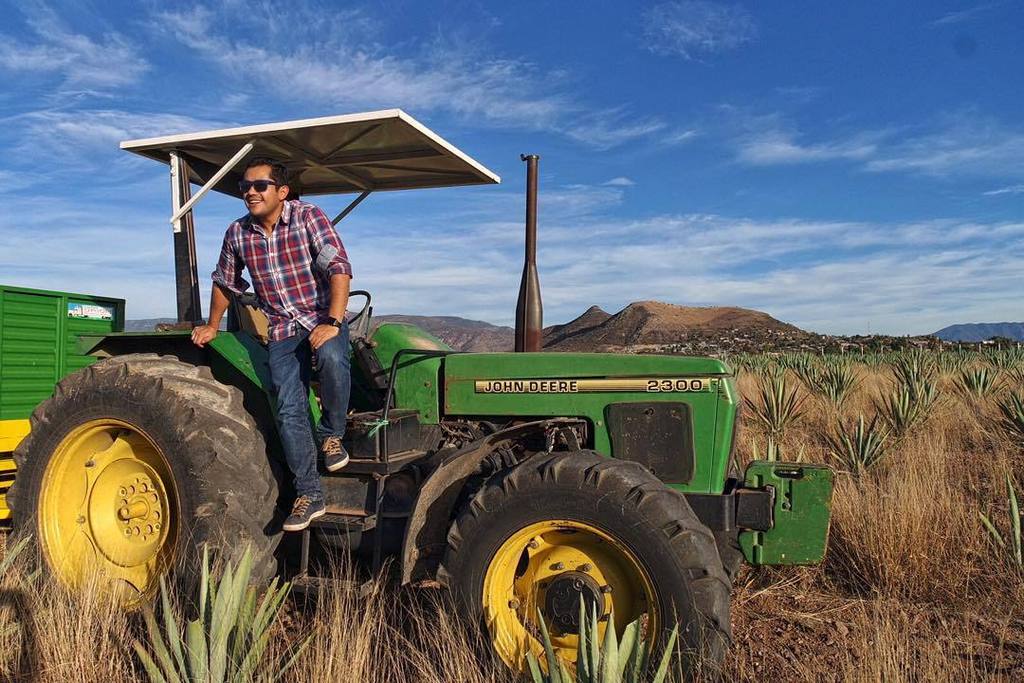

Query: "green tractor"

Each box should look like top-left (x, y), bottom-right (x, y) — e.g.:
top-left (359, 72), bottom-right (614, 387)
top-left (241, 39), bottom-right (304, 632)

top-left (7, 110), bottom-right (833, 673)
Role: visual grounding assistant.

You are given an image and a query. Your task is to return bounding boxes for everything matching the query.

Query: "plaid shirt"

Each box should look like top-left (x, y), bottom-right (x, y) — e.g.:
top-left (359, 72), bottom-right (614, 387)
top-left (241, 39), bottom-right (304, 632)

top-left (212, 200), bottom-right (353, 342)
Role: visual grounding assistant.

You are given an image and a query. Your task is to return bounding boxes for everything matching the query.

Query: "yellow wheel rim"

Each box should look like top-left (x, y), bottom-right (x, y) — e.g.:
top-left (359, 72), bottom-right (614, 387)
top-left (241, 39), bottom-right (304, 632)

top-left (39, 419), bottom-right (177, 602)
top-left (482, 520), bottom-right (659, 669)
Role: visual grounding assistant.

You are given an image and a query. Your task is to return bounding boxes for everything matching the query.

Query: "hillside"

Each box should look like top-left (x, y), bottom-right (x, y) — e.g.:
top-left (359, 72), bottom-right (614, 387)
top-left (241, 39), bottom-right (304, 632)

top-left (933, 322), bottom-right (1024, 342)
top-left (542, 305), bottom-right (611, 347)
top-left (543, 301), bottom-right (809, 352)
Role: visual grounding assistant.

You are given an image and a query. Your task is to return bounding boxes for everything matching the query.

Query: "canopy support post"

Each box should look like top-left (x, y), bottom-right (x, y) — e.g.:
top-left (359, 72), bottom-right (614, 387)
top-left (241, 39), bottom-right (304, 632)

top-left (169, 152), bottom-right (202, 324)
top-left (331, 190), bottom-right (372, 226)
top-left (169, 141), bottom-right (254, 225)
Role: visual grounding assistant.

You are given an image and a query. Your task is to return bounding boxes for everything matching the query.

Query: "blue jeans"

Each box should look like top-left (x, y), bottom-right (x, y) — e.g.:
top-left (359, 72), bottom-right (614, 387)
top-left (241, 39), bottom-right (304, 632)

top-left (267, 323), bottom-right (351, 500)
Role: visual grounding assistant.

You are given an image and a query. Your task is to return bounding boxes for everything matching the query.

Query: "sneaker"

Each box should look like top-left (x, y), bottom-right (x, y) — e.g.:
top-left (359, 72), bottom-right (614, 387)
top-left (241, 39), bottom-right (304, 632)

top-left (322, 436), bottom-right (350, 472)
top-left (283, 495), bottom-right (326, 532)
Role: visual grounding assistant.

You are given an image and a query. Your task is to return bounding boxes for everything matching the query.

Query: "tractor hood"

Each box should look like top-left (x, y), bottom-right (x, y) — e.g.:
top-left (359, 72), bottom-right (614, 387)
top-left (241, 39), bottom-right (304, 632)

top-left (443, 352), bottom-right (732, 416)
top-left (444, 353), bottom-right (730, 380)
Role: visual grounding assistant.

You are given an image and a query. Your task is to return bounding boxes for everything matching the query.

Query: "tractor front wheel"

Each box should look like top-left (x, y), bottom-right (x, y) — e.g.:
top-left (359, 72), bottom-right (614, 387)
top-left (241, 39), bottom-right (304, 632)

top-left (9, 354), bottom-right (282, 602)
top-left (439, 451), bottom-right (731, 677)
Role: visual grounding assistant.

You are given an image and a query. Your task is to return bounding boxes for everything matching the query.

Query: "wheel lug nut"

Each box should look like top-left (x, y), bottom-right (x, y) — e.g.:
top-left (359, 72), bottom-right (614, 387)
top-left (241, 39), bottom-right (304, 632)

top-left (150, 494), bottom-right (158, 503)
top-left (508, 599), bottom-right (520, 609)
top-left (579, 563), bottom-right (592, 572)
top-left (527, 539), bottom-right (539, 550)
top-left (550, 562), bottom-right (564, 571)
top-left (84, 460), bottom-right (95, 468)
top-left (119, 488), bottom-right (127, 496)
top-left (600, 585), bottom-right (612, 594)
top-left (76, 515), bottom-right (85, 524)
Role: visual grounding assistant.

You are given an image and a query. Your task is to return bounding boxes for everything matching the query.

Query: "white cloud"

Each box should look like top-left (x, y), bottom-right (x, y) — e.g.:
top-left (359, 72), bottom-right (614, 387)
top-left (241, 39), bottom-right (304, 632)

top-left (929, 4), bottom-right (995, 27)
top-left (153, 5), bottom-right (567, 132)
top-left (0, 5), bottom-right (148, 89)
top-left (665, 128), bottom-right (699, 145)
top-left (984, 184), bottom-right (1024, 196)
top-left (729, 110), bottom-right (1024, 181)
top-left (642, 1), bottom-right (757, 60)
top-left (149, 4), bottom-right (665, 150)
top-left (736, 129), bottom-right (881, 165)
top-left (563, 109), bottom-right (666, 150)
top-left (865, 116), bottom-right (1024, 178)
top-left (603, 177), bottom-right (636, 187)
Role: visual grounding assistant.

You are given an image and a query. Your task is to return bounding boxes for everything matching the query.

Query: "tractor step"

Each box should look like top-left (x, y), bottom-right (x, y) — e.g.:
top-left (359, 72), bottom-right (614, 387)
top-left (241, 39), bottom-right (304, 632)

top-left (313, 510), bottom-right (376, 533)
top-left (343, 409), bottom-right (439, 461)
top-left (342, 448), bottom-right (428, 475)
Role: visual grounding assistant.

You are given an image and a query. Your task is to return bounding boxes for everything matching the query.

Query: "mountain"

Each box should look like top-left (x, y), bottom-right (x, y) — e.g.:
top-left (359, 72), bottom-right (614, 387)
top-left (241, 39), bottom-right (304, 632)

top-left (374, 315), bottom-right (514, 352)
top-left (125, 318), bottom-right (177, 331)
top-left (932, 323), bottom-right (1024, 342)
top-left (543, 305), bottom-right (611, 347)
top-left (543, 301), bottom-right (805, 351)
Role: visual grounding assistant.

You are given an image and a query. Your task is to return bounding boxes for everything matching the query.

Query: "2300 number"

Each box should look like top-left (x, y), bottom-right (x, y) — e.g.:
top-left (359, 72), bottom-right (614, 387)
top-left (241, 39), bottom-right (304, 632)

top-left (645, 379), bottom-right (706, 392)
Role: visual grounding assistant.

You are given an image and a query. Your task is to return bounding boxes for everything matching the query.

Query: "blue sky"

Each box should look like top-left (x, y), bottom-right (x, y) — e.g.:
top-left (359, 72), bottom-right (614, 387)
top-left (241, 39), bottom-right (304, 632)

top-left (0, 0), bottom-right (1021, 335)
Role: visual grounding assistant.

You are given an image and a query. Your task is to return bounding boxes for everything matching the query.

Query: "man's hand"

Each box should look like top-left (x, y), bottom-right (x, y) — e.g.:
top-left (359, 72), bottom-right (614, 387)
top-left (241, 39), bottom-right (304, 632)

top-left (309, 324), bottom-right (339, 350)
top-left (191, 324), bottom-right (219, 348)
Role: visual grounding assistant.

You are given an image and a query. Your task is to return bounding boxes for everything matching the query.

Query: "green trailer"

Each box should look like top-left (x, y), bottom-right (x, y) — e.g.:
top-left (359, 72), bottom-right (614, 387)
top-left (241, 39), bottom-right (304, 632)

top-left (8, 110), bottom-right (834, 677)
top-left (0, 285), bottom-right (125, 520)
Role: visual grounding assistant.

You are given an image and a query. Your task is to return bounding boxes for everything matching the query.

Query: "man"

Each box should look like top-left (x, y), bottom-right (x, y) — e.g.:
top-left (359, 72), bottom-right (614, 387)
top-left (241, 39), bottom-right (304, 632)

top-left (191, 157), bottom-right (352, 532)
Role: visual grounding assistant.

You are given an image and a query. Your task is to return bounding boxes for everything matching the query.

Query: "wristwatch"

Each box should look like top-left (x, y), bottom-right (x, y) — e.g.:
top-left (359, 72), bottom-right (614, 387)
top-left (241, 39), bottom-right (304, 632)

top-left (325, 316), bottom-right (343, 329)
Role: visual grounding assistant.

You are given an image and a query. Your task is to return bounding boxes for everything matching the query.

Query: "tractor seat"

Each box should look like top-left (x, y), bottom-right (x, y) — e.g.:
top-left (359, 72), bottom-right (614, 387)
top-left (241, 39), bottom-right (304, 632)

top-left (229, 294), bottom-right (270, 344)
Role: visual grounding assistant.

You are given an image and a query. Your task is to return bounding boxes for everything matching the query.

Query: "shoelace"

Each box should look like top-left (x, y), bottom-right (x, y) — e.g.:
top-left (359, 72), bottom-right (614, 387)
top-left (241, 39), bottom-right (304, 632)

top-left (323, 438), bottom-right (343, 456)
top-left (292, 496), bottom-right (312, 516)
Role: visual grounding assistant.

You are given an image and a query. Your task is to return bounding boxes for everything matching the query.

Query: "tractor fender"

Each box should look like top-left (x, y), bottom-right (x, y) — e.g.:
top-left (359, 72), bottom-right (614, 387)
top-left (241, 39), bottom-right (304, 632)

top-left (400, 417), bottom-right (587, 584)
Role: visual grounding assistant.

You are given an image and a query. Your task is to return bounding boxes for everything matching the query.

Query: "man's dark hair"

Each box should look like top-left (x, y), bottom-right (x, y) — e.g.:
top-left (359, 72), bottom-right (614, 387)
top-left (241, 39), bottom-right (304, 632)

top-left (244, 157), bottom-right (289, 187)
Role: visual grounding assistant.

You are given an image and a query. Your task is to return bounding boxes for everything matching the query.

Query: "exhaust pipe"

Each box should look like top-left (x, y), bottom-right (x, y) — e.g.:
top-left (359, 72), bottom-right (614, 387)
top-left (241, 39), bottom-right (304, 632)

top-left (515, 154), bottom-right (543, 352)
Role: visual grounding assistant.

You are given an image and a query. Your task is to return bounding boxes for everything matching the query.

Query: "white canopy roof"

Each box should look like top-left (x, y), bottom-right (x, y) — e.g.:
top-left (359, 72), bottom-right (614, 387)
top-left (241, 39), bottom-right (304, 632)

top-left (121, 109), bottom-right (500, 198)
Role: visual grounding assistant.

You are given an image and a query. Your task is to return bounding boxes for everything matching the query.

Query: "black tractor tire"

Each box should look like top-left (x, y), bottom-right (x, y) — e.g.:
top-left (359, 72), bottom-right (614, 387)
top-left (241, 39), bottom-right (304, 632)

top-left (714, 529), bottom-right (745, 584)
top-left (439, 450), bottom-right (731, 677)
top-left (9, 353), bottom-right (282, 594)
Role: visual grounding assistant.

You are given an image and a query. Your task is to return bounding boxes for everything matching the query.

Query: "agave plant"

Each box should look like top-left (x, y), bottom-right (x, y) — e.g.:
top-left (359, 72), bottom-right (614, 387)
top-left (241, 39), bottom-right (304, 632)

top-left (134, 546), bottom-right (307, 683)
top-left (997, 391), bottom-right (1024, 447)
top-left (823, 415), bottom-right (889, 475)
top-left (792, 361), bottom-right (820, 392)
top-left (526, 602), bottom-right (678, 683)
top-left (892, 349), bottom-right (936, 389)
top-left (744, 374), bottom-right (807, 438)
top-left (956, 367), bottom-right (999, 401)
top-left (857, 352), bottom-right (887, 369)
top-left (935, 350), bottom-right (970, 376)
top-left (979, 474), bottom-right (1022, 570)
top-left (813, 361), bottom-right (860, 410)
top-left (985, 348), bottom-right (1024, 371)
top-left (1003, 366), bottom-right (1024, 391)
top-left (874, 378), bottom-right (940, 439)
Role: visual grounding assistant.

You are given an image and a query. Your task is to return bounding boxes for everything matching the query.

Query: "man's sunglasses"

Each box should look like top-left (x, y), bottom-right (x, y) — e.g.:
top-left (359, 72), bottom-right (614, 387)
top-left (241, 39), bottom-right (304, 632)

top-left (238, 179), bottom-right (279, 193)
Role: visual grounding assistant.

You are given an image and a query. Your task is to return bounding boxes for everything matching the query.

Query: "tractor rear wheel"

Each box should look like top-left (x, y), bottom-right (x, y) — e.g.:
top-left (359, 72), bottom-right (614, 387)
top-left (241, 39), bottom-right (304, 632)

top-left (9, 354), bottom-right (281, 602)
top-left (439, 451), bottom-right (731, 678)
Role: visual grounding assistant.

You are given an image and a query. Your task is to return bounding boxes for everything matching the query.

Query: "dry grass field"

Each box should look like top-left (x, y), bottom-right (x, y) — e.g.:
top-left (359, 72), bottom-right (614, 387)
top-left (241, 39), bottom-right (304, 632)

top-left (0, 350), bottom-right (1021, 682)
